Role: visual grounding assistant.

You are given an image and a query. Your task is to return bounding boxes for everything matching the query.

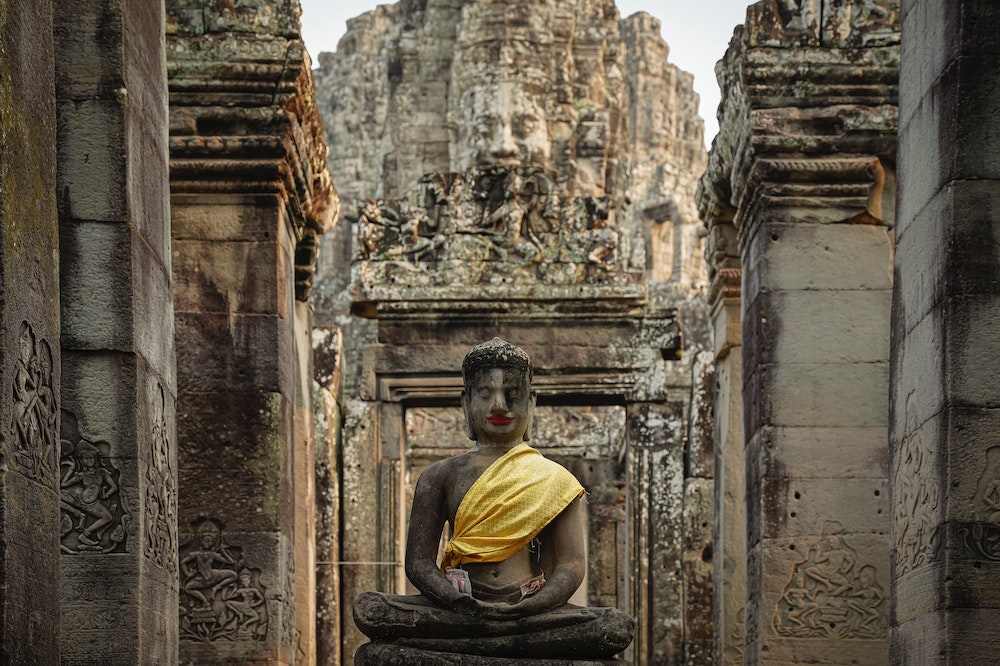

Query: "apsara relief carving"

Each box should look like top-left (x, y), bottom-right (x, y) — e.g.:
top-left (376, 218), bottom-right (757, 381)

top-left (959, 446), bottom-right (1000, 561)
top-left (5, 321), bottom-right (58, 483)
top-left (179, 518), bottom-right (268, 642)
top-left (773, 521), bottom-right (887, 639)
top-left (59, 409), bottom-right (128, 554)
top-left (144, 385), bottom-right (177, 570)
top-left (893, 392), bottom-right (940, 575)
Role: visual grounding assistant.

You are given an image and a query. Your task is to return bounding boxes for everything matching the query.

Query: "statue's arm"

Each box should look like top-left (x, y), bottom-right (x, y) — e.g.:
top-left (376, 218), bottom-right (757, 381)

top-left (404, 462), bottom-right (476, 612)
top-left (508, 496), bottom-right (587, 617)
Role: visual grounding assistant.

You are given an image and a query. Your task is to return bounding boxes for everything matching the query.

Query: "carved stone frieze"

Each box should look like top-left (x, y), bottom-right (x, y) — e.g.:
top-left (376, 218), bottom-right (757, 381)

top-left (179, 518), bottom-right (269, 642)
top-left (5, 321), bottom-right (58, 484)
top-left (745, 0), bottom-right (899, 48)
top-left (773, 523), bottom-right (887, 640)
top-left (352, 165), bottom-right (642, 301)
top-left (59, 410), bottom-right (128, 554)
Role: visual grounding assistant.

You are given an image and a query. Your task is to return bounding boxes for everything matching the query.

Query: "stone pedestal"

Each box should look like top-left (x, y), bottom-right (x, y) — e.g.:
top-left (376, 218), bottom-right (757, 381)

top-left (698, 4), bottom-right (900, 663)
top-left (891, 2), bottom-right (1000, 663)
top-left (166, 2), bottom-right (335, 662)
top-left (0, 1), bottom-right (61, 662)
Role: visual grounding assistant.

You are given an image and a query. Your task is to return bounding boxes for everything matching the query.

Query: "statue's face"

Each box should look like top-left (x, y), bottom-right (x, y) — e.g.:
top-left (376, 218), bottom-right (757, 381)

top-left (457, 82), bottom-right (550, 169)
top-left (462, 367), bottom-right (534, 447)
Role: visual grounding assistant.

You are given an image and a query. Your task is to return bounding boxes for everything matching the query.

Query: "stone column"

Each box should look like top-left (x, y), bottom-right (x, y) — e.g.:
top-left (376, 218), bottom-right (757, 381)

top-left (313, 326), bottom-right (343, 666)
top-left (891, 2), bottom-right (1000, 662)
top-left (53, 0), bottom-right (178, 662)
top-left (0, 1), bottom-right (61, 662)
top-left (703, 206), bottom-right (745, 664)
top-left (699, 4), bottom-right (900, 663)
top-left (166, 3), bottom-right (335, 661)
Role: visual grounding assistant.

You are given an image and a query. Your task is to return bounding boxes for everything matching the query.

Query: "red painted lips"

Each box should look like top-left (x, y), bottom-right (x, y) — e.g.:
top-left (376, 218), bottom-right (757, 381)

top-left (487, 415), bottom-right (513, 426)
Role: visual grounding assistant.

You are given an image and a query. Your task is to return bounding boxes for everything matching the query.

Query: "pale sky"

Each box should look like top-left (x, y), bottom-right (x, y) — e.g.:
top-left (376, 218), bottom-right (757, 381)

top-left (298, 1), bottom-right (758, 148)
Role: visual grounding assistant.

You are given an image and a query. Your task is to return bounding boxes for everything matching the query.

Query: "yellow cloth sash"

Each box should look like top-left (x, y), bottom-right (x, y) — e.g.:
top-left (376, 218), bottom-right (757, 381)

top-left (441, 443), bottom-right (584, 570)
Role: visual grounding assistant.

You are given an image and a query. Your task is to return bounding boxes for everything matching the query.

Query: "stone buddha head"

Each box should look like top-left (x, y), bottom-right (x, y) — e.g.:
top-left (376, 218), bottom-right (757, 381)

top-left (460, 337), bottom-right (536, 447)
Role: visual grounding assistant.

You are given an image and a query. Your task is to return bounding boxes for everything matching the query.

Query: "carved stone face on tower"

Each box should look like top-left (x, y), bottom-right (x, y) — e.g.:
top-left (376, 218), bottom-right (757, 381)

top-left (456, 81), bottom-right (550, 170)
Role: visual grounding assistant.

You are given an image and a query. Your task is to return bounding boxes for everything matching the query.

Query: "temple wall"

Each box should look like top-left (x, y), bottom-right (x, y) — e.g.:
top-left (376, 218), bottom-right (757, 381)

top-left (698, 2), bottom-right (900, 663)
top-left (0, 0), bottom-right (62, 661)
top-left (54, 0), bottom-right (178, 662)
top-left (166, 0), bottom-right (335, 662)
top-left (891, 2), bottom-right (1000, 662)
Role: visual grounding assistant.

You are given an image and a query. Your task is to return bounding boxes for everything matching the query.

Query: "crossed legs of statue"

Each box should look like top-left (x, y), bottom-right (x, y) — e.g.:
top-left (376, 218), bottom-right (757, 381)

top-left (354, 592), bottom-right (634, 661)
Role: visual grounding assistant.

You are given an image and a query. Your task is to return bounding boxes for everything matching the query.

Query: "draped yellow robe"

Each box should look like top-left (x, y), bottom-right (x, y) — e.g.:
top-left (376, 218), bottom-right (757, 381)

top-left (441, 443), bottom-right (584, 571)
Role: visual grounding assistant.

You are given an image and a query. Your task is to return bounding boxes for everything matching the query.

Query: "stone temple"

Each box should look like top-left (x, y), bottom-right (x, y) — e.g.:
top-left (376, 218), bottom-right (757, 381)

top-left (0, 0), bottom-right (997, 664)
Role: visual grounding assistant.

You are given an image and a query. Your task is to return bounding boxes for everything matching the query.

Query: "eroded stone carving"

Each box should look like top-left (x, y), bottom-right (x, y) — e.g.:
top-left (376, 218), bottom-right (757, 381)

top-left (5, 321), bottom-right (58, 483)
top-left (957, 446), bottom-right (1000, 561)
top-left (893, 393), bottom-right (940, 575)
top-left (179, 518), bottom-right (268, 642)
top-left (354, 165), bottom-right (632, 291)
top-left (59, 410), bottom-right (128, 554)
top-left (774, 522), bottom-right (886, 639)
top-left (144, 385), bottom-right (177, 570)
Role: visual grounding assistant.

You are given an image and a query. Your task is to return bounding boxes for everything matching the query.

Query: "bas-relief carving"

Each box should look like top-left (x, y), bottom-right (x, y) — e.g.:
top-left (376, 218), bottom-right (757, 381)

top-left (179, 518), bottom-right (269, 642)
top-left (354, 165), bottom-right (634, 288)
top-left (893, 393), bottom-right (939, 575)
top-left (60, 410), bottom-right (128, 554)
top-left (4, 321), bottom-right (58, 484)
top-left (958, 446), bottom-right (1000, 561)
top-left (773, 522), bottom-right (887, 640)
top-left (144, 385), bottom-right (177, 570)
top-left (405, 405), bottom-right (626, 460)
top-left (757, 0), bottom-right (898, 47)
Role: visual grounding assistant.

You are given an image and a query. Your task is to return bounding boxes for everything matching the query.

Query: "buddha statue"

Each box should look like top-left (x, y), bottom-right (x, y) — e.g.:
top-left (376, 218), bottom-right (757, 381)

top-left (353, 338), bottom-right (634, 664)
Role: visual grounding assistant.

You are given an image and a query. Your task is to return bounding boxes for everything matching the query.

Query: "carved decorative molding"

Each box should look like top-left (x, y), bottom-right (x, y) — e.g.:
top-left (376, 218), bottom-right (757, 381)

top-left (166, 4), bottom-right (337, 301)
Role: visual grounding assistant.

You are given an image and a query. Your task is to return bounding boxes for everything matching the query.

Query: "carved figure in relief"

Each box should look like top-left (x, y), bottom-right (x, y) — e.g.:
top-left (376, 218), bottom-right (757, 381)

top-left (179, 518), bottom-right (269, 642)
top-left (7, 321), bottom-right (58, 482)
top-left (144, 385), bottom-right (176, 569)
top-left (774, 521), bottom-right (886, 639)
top-left (59, 410), bottom-right (127, 554)
top-left (62, 441), bottom-right (118, 546)
top-left (225, 569), bottom-right (268, 638)
top-left (894, 392), bottom-right (940, 573)
top-left (182, 524), bottom-right (240, 609)
top-left (353, 338), bottom-right (634, 661)
top-left (958, 446), bottom-right (1000, 561)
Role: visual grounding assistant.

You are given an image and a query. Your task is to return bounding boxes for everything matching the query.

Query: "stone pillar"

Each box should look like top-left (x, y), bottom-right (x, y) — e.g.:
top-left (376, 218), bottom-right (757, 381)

top-left (699, 4), bottom-right (900, 663)
top-left (891, 2), bottom-right (1000, 662)
top-left (166, 2), bottom-right (335, 661)
top-left (313, 326), bottom-right (343, 666)
top-left (702, 204), bottom-right (745, 664)
top-left (0, 1), bottom-right (61, 662)
top-left (53, 0), bottom-right (178, 662)
top-left (682, 351), bottom-right (717, 665)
